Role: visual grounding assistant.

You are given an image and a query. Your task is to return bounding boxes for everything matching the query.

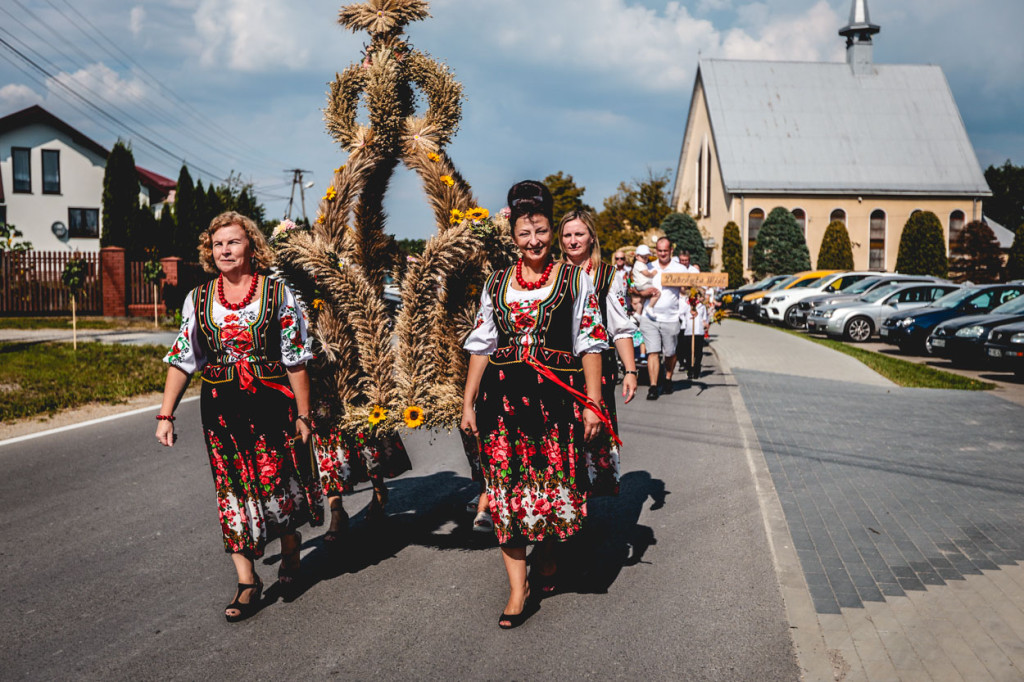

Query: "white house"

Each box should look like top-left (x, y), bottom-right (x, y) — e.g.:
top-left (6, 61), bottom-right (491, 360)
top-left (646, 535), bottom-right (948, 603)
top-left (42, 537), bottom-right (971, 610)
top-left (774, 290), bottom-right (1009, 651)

top-left (0, 105), bottom-right (175, 252)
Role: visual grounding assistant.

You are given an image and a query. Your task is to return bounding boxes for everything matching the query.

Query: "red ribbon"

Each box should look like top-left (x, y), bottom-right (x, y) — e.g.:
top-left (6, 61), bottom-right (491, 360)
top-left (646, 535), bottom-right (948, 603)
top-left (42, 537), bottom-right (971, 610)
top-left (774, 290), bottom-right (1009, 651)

top-left (236, 358), bottom-right (295, 399)
top-left (523, 354), bottom-right (622, 447)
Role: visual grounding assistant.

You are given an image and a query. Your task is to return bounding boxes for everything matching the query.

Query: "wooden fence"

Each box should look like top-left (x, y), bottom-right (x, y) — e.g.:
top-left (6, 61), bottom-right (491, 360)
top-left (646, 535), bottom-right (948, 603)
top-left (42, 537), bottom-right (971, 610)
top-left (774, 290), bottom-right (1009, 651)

top-left (0, 250), bottom-right (102, 314)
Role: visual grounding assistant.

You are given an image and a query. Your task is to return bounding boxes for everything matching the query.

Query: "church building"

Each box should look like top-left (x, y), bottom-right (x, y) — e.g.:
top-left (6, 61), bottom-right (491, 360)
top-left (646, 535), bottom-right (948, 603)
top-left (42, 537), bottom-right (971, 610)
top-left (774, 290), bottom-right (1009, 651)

top-left (671, 0), bottom-right (991, 275)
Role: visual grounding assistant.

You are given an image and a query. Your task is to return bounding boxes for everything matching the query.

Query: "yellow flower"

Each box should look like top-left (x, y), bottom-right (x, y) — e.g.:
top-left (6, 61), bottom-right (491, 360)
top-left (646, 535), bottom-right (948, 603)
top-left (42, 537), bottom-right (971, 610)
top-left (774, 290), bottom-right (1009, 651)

top-left (312, 298), bottom-right (324, 310)
top-left (440, 175), bottom-right (454, 187)
top-left (466, 207), bottom-right (489, 221)
top-left (334, 165), bottom-right (345, 174)
top-left (316, 214), bottom-right (325, 224)
top-left (449, 209), bottom-right (464, 225)
top-left (427, 152), bottom-right (440, 163)
top-left (324, 186), bottom-right (337, 201)
top-left (368, 406), bottom-right (387, 426)
top-left (403, 405), bottom-right (424, 428)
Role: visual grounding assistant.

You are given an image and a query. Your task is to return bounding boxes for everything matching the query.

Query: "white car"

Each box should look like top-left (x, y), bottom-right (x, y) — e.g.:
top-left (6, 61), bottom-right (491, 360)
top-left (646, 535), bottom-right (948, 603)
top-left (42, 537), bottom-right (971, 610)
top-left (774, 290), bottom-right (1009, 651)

top-left (807, 283), bottom-right (961, 341)
top-left (762, 272), bottom-right (877, 328)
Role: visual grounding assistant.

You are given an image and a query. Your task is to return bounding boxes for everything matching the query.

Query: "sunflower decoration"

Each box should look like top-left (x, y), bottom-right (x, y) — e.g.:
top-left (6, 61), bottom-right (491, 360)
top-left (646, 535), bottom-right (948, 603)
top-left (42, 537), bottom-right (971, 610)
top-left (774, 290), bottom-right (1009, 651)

top-left (449, 208), bottom-right (464, 224)
top-left (324, 186), bottom-right (338, 201)
top-left (440, 175), bottom-right (454, 187)
top-left (368, 405), bottom-right (388, 426)
top-left (402, 405), bottom-right (424, 428)
top-left (466, 207), bottom-right (489, 221)
top-left (427, 152), bottom-right (440, 163)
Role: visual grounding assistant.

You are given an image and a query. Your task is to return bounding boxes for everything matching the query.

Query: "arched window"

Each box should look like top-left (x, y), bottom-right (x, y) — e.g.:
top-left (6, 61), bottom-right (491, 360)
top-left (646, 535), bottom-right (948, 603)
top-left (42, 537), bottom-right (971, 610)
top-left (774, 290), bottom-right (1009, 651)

top-left (748, 208), bottom-right (764, 265)
top-left (869, 210), bottom-right (886, 270)
top-left (949, 210), bottom-right (965, 246)
top-left (792, 208), bottom-right (806, 235)
top-left (830, 208), bottom-right (846, 225)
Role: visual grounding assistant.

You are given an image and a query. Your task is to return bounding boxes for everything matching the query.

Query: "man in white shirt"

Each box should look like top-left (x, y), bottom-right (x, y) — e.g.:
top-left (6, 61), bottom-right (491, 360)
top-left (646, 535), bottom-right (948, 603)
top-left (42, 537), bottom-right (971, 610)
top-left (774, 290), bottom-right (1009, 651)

top-left (677, 250), bottom-right (700, 272)
top-left (638, 237), bottom-right (688, 400)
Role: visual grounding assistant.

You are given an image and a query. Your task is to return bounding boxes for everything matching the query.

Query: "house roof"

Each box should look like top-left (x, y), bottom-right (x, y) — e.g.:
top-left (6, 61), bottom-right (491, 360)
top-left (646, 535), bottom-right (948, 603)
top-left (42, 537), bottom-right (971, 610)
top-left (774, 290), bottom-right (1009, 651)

top-left (697, 58), bottom-right (991, 197)
top-left (136, 165), bottom-right (176, 192)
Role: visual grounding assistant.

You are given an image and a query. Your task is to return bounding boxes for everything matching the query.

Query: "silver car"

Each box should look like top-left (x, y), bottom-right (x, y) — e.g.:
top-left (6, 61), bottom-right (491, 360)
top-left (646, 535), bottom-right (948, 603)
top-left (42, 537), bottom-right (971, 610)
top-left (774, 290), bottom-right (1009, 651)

top-left (807, 283), bottom-right (961, 341)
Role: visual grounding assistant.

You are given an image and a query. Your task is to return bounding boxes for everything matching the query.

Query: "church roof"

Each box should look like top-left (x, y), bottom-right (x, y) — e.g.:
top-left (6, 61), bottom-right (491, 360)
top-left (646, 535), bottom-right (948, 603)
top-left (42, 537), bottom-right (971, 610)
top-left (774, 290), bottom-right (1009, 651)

top-left (697, 58), bottom-right (991, 197)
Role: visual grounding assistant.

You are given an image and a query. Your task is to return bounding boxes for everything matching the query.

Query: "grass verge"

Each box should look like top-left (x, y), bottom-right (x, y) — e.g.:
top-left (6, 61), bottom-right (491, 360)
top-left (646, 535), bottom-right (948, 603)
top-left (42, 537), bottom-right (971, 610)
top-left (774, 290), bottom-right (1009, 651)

top-left (0, 341), bottom-right (169, 421)
top-left (777, 328), bottom-right (996, 390)
top-left (0, 317), bottom-right (175, 330)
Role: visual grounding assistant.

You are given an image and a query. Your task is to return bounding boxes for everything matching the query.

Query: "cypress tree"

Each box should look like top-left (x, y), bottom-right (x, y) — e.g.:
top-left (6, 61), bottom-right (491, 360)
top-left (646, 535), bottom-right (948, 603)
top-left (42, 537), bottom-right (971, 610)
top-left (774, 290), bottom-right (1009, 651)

top-left (660, 211), bottom-right (708, 270)
top-left (722, 221), bottom-right (744, 288)
top-left (817, 220), bottom-right (854, 270)
top-left (173, 165), bottom-right (196, 258)
top-left (751, 207), bottom-right (811, 278)
top-left (950, 220), bottom-right (1003, 283)
top-left (157, 204), bottom-right (175, 258)
top-left (206, 184), bottom-right (224, 224)
top-left (1008, 223), bottom-right (1024, 281)
top-left (132, 205), bottom-right (158, 258)
top-left (895, 211), bottom-right (948, 277)
top-left (194, 179), bottom-right (207, 242)
top-left (101, 140), bottom-right (140, 249)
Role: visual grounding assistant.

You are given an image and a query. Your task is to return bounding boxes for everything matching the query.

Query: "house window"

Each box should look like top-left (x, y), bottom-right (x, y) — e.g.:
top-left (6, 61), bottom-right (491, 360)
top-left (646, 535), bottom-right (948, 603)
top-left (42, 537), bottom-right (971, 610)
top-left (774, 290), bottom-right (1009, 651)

top-left (68, 208), bottom-right (99, 238)
top-left (792, 208), bottom-right (806, 235)
top-left (12, 147), bottom-right (31, 193)
top-left (42, 149), bottom-right (60, 194)
top-left (869, 209), bottom-right (886, 270)
top-left (949, 210), bottom-right (965, 245)
top-left (830, 208), bottom-right (846, 225)
top-left (748, 208), bottom-right (764, 264)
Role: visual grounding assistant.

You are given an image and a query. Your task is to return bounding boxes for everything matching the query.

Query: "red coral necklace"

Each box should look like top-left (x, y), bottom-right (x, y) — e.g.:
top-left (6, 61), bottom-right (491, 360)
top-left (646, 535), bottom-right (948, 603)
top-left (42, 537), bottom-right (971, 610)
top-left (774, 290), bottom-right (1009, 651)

top-left (584, 259), bottom-right (594, 275)
top-left (217, 273), bottom-right (259, 310)
top-left (515, 258), bottom-right (554, 290)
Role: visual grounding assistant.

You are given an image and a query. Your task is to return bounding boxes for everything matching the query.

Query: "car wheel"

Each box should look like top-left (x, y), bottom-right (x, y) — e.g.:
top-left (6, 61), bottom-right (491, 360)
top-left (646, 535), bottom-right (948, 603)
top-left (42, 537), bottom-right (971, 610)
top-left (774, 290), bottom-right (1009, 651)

top-left (844, 316), bottom-right (873, 342)
top-left (784, 305), bottom-right (803, 329)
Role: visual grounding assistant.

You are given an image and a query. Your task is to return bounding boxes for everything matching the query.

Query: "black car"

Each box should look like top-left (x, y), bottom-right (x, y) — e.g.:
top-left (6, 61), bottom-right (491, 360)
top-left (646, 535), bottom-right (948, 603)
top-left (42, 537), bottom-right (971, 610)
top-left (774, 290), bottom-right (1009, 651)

top-left (928, 293), bottom-right (1024, 366)
top-left (738, 275), bottom-right (798, 319)
top-left (984, 321), bottom-right (1024, 378)
top-left (719, 275), bottom-right (788, 311)
top-left (879, 284), bottom-right (1024, 354)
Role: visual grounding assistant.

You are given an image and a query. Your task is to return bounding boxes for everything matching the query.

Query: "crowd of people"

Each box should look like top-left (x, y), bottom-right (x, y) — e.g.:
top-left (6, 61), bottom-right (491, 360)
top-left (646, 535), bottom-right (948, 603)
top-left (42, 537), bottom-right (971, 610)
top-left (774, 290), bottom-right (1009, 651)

top-left (154, 185), bottom-right (714, 628)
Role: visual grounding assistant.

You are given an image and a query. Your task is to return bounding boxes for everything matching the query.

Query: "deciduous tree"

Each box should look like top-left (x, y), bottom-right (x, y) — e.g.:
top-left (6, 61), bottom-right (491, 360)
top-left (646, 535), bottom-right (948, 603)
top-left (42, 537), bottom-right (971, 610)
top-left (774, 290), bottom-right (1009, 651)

top-left (984, 160), bottom-right (1024, 233)
top-left (752, 207), bottom-right (810, 278)
top-left (1008, 223), bottom-right (1024, 281)
top-left (950, 220), bottom-right (1003, 283)
top-left (895, 211), bottom-right (948, 277)
top-left (543, 171), bottom-right (593, 224)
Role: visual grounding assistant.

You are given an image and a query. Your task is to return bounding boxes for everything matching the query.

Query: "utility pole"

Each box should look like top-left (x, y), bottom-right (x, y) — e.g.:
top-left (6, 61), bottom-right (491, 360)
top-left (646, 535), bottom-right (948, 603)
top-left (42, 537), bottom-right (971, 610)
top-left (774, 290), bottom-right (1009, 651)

top-left (284, 169), bottom-right (313, 222)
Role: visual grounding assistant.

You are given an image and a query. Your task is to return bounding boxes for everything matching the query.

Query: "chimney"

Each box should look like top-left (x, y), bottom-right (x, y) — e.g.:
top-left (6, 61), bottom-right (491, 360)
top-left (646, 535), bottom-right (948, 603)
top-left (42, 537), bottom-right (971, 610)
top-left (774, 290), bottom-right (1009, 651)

top-left (838, 0), bottom-right (881, 75)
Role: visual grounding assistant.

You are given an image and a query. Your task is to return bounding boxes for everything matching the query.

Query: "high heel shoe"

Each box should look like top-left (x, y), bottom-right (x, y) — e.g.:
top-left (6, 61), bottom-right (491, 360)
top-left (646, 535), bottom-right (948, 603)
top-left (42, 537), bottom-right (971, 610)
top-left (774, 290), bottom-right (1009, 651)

top-left (498, 592), bottom-right (537, 630)
top-left (277, 531), bottom-right (302, 601)
top-left (224, 575), bottom-right (263, 622)
top-left (323, 508), bottom-right (349, 549)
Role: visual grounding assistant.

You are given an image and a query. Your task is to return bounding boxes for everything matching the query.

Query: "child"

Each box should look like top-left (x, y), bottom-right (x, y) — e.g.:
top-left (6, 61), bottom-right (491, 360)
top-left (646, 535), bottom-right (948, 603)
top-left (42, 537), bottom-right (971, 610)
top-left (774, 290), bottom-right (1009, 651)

top-left (630, 244), bottom-right (659, 320)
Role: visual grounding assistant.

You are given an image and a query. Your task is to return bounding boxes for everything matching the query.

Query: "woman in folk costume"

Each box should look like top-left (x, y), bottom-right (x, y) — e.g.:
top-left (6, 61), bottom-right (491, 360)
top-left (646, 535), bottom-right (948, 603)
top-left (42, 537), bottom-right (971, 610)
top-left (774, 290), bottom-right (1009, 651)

top-left (156, 211), bottom-right (323, 622)
top-left (558, 209), bottom-right (638, 495)
top-left (460, 180), bottom-right (609, 629)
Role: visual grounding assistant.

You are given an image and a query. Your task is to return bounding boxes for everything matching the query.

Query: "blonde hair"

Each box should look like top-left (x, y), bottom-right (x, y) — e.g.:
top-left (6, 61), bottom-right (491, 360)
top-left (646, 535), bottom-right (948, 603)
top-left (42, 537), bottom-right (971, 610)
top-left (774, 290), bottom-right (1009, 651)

top-left (557, 209), bottom-right (602, 273)
top-left (197, 211), bottom-right (274, 274)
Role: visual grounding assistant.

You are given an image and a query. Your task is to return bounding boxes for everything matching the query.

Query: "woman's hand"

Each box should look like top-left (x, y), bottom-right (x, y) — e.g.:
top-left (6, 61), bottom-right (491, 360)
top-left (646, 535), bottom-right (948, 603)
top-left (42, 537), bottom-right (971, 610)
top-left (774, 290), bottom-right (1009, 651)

top-left (156, 420), bottom-right (176, 447)
top-left (582, 406), bottom-right (603, 442)
top-left (460, 405), bottom-right (478, 438)
top-left (295, 418), bottom-right (312, 444)
top-left (621, 373), bottom-right (638, 404)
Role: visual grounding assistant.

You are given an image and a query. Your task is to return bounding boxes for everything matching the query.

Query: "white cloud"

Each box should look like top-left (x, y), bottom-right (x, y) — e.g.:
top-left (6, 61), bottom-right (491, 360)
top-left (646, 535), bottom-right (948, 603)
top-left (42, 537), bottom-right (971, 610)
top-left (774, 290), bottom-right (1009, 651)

top-left (192, 0), bottom-right (315, 71)
top-left (0, 83), bottom-right (43, 111)
top-left (46, 63), bottom-right (148, 106)
top-left (130, 6), bottom-right (145, 37)
top-left (722, 1), bottom-right (843, 62)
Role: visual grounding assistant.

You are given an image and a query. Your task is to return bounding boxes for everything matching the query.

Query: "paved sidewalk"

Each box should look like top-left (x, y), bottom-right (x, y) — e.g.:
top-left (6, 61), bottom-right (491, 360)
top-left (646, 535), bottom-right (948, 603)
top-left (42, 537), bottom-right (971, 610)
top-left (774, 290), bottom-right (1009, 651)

top-left (714, 319), bottom-right (1024, 681)
top-left (0, 327), bottom-right (178, 346)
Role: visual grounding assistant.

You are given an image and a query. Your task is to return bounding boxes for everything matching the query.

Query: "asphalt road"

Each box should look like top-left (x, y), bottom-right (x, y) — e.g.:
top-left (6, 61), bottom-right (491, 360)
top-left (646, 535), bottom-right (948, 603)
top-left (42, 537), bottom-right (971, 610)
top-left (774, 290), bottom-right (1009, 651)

top-left (0, 348), bottom-right (797, 681)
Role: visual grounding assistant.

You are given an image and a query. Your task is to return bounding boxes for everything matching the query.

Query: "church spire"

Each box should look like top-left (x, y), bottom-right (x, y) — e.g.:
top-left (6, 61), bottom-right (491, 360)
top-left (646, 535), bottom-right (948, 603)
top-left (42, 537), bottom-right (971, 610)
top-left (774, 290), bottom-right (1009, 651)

top-left (839, 0), bottom-right (880, 75)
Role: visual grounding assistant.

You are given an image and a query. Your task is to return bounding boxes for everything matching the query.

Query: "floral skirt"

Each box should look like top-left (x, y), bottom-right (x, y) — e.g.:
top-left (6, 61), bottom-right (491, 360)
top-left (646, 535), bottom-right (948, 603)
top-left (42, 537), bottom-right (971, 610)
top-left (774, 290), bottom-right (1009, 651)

top-left (201, 377), bottom-right (323, 558)
top-left (585, 348), bottom-right (621, 497)
top-left (476, 360), bottom-right (588, 546)
top-left (314, 426), bottom-right (412, 496)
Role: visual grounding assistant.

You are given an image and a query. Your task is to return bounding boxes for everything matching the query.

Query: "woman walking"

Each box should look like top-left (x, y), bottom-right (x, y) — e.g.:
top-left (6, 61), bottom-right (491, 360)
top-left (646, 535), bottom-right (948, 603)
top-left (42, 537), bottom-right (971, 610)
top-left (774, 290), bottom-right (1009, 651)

top-left (461, 180), bottom-right (608, 629)
top-left (156, 211), bottom-right (323, 622)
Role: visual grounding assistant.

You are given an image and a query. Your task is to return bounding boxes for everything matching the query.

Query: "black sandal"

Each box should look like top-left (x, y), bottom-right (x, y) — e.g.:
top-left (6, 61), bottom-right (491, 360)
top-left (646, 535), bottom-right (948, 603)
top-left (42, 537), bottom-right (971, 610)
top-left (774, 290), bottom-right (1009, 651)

top-left (224, 575), bottom-right (263, 622)
top-left (498, 594), bottom-right (537, 630)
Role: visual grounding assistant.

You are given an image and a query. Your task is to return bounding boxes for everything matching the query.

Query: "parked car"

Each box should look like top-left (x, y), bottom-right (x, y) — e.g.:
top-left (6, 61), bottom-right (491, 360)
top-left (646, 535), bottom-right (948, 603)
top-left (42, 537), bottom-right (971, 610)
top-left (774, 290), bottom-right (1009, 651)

top-left (927, 292), bottom-right (1024, 366)
top-left (741, 270), bottom-right (838, 320)
top-left (880, 284), bottom-right (1024, 354)
top-left (808, 283), bottom-right (960, 341)
top-left (796, 274), bottom-right (946, 323)
top-left (762, 271), bottom-right (875, 328)
top-left (719, 275), bottom-right (789, 310)
top-left (737, 275), bottom-right (800, 319)
top-left (983, 321), bottom-right (1024, 378)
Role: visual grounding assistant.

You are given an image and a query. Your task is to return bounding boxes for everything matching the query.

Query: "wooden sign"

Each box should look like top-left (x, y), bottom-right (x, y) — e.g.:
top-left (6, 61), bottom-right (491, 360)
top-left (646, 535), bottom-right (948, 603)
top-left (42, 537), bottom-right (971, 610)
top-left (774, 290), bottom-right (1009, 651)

top-left (660, 272), bottom-right (729, 288)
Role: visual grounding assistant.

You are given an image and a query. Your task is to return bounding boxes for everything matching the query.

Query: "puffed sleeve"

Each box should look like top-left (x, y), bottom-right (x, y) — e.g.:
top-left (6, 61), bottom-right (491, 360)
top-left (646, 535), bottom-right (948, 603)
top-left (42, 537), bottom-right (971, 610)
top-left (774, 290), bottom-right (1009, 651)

top-left (277, 283), bottom-right (313, 366)
top-left (605, 276), bottom-right (638, 342)
top-left (574, 270), bottom-right (609, 355)
top-left (163, 289), bottom-right (205, 374)
top-left (464, 286), bottom-right (498, 355)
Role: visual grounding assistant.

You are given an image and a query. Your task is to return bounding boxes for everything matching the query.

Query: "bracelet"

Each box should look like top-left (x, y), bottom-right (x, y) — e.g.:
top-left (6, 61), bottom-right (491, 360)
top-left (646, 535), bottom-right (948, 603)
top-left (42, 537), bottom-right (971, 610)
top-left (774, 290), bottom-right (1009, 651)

top-left (624, 370), bottom-right (638, 376)
top-left (296, 414), bottom-right (313, 429)
top-left (155, 414), bottom-right (175, 422)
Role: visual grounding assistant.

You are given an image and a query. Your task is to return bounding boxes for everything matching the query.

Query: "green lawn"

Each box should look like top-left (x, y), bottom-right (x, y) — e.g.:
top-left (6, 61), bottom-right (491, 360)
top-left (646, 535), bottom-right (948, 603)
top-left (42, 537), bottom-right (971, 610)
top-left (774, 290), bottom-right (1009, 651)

top-left (780, 329), bottom-right (996, 390)
top-left (0, 317), bottom-right (175, 330)
top-left (0, 341), bottom-right (169, 421)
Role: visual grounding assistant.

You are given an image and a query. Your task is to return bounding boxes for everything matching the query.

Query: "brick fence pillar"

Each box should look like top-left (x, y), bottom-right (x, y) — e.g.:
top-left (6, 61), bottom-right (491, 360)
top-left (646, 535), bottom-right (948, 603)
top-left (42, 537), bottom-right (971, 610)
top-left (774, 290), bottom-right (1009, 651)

top-left (100, 246), bottom-right (127, 317)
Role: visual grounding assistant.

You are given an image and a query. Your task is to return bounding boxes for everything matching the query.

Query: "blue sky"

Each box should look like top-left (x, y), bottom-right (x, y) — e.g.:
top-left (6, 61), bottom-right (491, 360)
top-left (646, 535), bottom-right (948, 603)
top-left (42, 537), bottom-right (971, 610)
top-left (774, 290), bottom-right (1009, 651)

top-left (2, 0), bottom-right (1021, 239)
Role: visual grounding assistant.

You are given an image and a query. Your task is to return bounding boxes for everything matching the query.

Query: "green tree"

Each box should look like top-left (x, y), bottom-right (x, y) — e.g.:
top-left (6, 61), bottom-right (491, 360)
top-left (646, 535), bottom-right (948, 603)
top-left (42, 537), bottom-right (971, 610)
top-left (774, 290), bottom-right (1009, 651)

top-left (1, 222), bottom-right (32, 252)
top-left (396, 238), bottom-right (426, 257)
top-left (984, 160), bottom-right (1024, 232)
top-left (172, 165), bottom-right (197, 258)
top-left (895, 211), bottom-right (948, 277)
top-left (156, 204), bottom-right (175, 258)
top-left (660, 211), bottom-right (708, 270)
top-left (205, 183), bottom-right (224, 227)
top-left (594, 169), bottom-right (673, 259)
top-left (751, 207), bottom-right (811, 278)
top-left (817, 219), bottom-right (854, 270)
top-left (949, 220), bottom-right (1004, 283)
top-left (1008, 223), bottom-right (1024, 281)
top-left (544, 171), bottom-right (593, 224)
top-left (101, 140), bottom-right (140, 250)
top-left (722, 221), bottom-right (743, 288)
top-left (132, 205), bottom-right (158, 257)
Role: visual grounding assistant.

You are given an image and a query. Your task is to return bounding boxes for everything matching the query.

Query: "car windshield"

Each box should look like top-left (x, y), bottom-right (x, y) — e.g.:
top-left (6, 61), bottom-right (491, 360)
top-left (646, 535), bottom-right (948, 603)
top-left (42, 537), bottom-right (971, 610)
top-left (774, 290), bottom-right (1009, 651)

top-left (771, 276), bottom-right (798, 290)
top-left (791, 276), bottom-right (824, 289)
top-left (746, 276), bottom-right (777, 290)
top-left (931, 287), bottom-right (979, 309)
top-left (860, 283), bottom-right (903, 303)
top-left (844, 277), bottom-right (882, 294)
top-left (992, 293), bottom-right (1024, 315)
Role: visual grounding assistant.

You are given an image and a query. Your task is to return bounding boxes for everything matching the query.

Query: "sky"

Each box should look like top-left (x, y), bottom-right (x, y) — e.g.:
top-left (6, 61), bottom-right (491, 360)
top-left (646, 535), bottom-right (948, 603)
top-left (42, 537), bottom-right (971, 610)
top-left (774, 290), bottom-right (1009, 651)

top-left (1, 0), bottom-right (1022, 240)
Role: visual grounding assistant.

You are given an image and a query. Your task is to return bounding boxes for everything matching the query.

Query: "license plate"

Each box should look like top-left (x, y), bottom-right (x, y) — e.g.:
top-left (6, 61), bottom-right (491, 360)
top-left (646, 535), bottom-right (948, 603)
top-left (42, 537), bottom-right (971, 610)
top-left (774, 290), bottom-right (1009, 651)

top-left (880, 328), bottom-right (889, 337)
top-left (988, 347), bottom-right (1002, 357)
top-left (932, 338), bottom-right (946, 348)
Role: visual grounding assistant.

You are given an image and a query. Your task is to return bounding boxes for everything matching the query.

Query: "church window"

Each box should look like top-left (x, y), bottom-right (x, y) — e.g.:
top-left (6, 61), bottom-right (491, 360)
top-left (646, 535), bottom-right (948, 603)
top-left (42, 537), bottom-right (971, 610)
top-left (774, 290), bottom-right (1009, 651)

top-left (869, 209), bottom-right (886, 270)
